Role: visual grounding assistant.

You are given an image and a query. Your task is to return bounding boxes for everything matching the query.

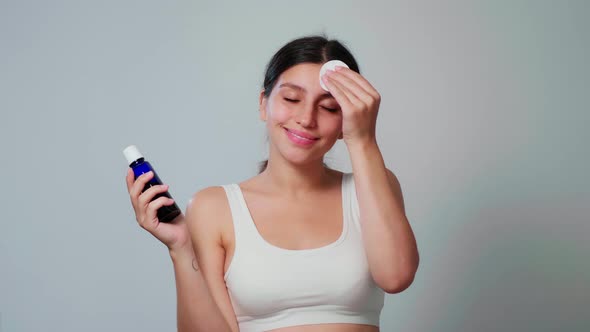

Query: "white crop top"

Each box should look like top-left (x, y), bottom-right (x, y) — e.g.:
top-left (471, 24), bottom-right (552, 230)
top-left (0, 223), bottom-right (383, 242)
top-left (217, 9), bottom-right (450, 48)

top-left (221, 172), bottom-right (384, 332)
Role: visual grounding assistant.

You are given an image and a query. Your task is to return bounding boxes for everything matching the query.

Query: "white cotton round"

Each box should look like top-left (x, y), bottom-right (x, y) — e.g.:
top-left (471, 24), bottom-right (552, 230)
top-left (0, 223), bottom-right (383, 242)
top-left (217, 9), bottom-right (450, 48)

top-left (319, 60), bottom-right (349, 91)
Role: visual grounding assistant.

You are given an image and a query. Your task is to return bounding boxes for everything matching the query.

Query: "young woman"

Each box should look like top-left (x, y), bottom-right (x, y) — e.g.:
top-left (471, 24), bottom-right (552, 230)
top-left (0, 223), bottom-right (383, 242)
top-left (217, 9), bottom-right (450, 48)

top-left (126, 35), bottom-right (419, 332)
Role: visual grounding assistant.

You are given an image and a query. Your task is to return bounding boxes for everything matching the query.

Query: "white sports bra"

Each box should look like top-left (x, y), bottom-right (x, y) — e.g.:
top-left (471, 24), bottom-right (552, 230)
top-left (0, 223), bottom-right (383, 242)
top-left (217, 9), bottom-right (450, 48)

top-left (221, 172), bottom-right (384, 332)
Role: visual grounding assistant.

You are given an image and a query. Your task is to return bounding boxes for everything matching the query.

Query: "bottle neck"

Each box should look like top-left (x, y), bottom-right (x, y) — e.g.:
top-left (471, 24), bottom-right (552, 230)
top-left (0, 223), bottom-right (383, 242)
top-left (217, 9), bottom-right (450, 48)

top-left (129, 157), bottom-right (145, 168)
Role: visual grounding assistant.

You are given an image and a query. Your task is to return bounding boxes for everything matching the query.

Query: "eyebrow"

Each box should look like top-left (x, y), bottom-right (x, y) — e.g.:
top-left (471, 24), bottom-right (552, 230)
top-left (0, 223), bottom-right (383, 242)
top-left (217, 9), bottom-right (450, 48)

top-left (279, 83), bottom-right (333, 98)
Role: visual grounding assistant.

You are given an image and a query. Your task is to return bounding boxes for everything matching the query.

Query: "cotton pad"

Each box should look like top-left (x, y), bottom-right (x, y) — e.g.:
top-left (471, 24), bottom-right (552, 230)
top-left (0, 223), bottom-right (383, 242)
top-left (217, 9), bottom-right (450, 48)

top-left (319, 60), bottom-right (349, 91)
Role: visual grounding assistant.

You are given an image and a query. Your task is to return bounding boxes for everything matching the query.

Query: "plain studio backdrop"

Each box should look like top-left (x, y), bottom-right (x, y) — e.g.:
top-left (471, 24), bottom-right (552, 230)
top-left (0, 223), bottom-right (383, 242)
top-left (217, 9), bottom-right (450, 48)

top-left (1, 1), bottom-right (588, 331)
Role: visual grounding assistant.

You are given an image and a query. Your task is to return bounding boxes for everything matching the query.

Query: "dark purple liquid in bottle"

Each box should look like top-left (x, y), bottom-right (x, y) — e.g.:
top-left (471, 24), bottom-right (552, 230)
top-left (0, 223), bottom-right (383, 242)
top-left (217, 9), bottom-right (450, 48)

top-left (129, 157), bottom-right (181, 223)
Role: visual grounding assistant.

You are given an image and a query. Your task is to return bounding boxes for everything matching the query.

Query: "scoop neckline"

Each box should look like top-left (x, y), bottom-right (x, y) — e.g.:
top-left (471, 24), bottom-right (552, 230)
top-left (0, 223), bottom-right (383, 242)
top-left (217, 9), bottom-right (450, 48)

top-left (234, 173), bottom-right (349, 255)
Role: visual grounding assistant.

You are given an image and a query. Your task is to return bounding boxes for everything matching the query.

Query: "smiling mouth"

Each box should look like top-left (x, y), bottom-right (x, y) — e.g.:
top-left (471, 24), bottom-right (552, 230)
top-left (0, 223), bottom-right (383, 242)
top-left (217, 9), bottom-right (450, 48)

top-left (283, 127), bottom-right (320, 146)
top-left (284, 128), bottom-right (319, 140)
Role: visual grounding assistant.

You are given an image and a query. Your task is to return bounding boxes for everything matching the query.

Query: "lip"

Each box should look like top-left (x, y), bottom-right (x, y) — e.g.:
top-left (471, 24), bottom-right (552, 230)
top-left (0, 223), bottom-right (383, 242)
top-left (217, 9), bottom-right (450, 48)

top-left (284, 127), bottom-right (319, 140)
top-left (284, 127), bottom-right (319, 146)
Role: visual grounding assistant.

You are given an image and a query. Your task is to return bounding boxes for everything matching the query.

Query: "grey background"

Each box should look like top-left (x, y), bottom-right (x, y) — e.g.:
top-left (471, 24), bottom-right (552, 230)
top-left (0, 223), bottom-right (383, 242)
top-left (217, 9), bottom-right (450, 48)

top-left (1, 0), bottom-right (589, 331)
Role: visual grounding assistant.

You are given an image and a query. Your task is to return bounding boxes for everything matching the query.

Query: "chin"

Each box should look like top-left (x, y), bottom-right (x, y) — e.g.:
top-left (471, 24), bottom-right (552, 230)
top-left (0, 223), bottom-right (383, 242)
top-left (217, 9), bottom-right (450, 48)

top-left (288, 146), bottom-right (336, 169)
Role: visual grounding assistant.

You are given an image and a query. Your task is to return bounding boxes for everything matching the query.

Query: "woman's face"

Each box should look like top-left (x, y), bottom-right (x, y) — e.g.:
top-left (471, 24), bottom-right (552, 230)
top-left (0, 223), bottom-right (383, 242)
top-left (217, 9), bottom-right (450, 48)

top-left (259, 63), bottom-right (343, 166)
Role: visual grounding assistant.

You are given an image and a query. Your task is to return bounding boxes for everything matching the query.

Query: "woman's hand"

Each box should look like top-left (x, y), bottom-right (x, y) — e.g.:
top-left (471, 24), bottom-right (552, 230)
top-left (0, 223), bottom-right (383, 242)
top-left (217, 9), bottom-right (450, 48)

top-left (322, 66), bottom-right (380, 147)
top-left (126, 168), bottom-right (192, 254)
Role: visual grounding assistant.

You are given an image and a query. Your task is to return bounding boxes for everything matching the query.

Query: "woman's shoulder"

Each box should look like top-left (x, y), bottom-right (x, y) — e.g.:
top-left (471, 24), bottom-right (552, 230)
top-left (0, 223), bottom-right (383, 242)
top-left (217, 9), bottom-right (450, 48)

top-left (189, 185), bottom-right (227, 207)
top-left (185, 185), bottom-right (233, 231)
top-left (186, 172), bottom-right (260, 208)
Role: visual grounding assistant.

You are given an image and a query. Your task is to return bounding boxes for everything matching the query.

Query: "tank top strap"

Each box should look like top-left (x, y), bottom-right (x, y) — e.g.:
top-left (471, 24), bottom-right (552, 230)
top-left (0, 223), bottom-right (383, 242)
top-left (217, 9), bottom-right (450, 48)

top-left (343, 172), bottom-right (362, 234)
top-left (220, 183), bottom-right (260, 249)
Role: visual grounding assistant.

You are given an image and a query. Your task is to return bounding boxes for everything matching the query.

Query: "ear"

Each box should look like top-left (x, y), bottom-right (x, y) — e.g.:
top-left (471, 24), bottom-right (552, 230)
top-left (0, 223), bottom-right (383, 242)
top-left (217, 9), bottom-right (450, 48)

top-left (259, 90), bottom-right (267, 122)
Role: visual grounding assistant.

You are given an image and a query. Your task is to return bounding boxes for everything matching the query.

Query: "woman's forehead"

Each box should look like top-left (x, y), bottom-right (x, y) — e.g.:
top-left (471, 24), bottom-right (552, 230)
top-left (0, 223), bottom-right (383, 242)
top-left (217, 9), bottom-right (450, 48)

top-left (280, 63), bottom-right (322, 79)
top-left (276, 63), bottom-right (324, 92)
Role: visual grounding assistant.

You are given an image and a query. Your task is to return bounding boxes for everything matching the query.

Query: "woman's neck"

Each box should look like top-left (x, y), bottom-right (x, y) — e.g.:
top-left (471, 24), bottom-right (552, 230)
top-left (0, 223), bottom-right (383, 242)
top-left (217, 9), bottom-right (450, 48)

top-left (259, 157), bottom-right (336, 197)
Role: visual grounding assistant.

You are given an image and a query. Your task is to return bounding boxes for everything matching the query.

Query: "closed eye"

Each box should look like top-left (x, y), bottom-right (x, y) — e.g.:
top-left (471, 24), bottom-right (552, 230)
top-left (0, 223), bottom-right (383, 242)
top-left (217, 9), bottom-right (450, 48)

top-left (321, 106), bottom-right (339, 113)
top-left (284, 98), bottom-right (338, 113)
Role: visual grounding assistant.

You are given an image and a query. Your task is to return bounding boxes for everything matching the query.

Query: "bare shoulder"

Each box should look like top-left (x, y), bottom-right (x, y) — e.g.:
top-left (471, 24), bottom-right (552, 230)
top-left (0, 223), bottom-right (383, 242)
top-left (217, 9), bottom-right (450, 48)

top-left (188, 186), bottom-right (229, 212)
top-left (185, 186), bottom-right (233, 244)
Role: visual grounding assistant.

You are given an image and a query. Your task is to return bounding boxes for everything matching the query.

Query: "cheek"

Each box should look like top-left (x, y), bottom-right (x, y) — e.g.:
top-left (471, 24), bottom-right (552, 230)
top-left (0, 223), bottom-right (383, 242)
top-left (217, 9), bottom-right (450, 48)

top-left (319, 114), bottom-right (343, 134)
top-left (266, 102), bottom-right (291, 124)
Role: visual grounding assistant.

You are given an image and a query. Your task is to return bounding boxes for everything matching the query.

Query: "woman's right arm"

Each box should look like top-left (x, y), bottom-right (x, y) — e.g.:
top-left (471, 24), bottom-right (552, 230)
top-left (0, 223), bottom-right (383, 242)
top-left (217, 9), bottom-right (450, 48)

top-left (182, 187), bottom-right (240, 332)
top-left (169, 244), bottom-right (234, 332)
top-left (125, 169), bottom-right (238, 331)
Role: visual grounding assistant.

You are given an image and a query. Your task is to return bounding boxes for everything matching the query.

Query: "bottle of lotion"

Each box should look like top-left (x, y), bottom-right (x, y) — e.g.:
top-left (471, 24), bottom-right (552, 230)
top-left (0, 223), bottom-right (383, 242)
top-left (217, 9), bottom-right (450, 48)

top-left (123, 145), bottom-right (181, 223)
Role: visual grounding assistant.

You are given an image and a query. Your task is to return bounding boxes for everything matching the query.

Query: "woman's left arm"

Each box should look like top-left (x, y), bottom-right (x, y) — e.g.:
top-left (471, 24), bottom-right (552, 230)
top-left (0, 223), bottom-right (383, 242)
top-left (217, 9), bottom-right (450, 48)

top-left (323, 67), bottom-right (420, 294)
top-left (348, 140), bottom-right (419, 294)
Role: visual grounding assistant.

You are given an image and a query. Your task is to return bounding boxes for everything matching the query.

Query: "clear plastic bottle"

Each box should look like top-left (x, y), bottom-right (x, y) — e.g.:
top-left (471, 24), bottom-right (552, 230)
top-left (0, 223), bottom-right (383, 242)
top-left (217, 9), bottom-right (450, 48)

top-left (123, 145), bottom-right (181, 223)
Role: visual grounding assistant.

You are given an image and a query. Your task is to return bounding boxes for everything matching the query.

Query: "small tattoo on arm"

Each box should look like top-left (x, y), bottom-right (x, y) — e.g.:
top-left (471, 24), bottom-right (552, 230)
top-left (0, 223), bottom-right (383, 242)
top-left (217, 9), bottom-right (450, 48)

top-left (192, 258), bottom-right (200, 271)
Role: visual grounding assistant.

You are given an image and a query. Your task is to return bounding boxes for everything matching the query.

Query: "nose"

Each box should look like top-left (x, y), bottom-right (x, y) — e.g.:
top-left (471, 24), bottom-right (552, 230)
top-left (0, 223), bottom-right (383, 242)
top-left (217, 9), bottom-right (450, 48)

top-left (295, 103), bottom-right (317, 128)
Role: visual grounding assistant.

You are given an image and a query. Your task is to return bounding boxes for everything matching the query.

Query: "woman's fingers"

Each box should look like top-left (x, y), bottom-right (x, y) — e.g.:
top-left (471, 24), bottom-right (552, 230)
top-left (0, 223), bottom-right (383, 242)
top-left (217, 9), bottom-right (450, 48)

top-left (127, 170), bottom-right (170, 225)
top-left (137, 183), bottom-right (169, 207)
top-left (136, 184), bottom-right (170, 226)
top-left (141, 196), bottom-right (175, 230)
top-left (329, 69), bottom-right (374, 107)
top-left (323, 69), bottom-right (382, 126)
top-left (322, 72), bottom-right (353, 109)
top-left (129, 171), bottom-right (153, 204)
top-left (335, 67), bottom-right (380, 101)
top-left (125, 168), bottom-right (134, 192)
top-left (125, 168), bottom-right (187, 251)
